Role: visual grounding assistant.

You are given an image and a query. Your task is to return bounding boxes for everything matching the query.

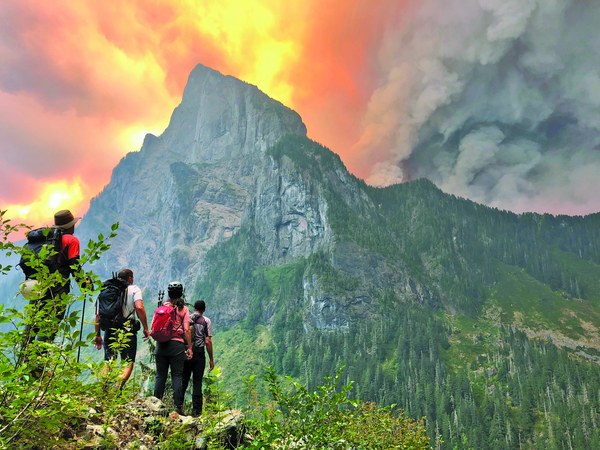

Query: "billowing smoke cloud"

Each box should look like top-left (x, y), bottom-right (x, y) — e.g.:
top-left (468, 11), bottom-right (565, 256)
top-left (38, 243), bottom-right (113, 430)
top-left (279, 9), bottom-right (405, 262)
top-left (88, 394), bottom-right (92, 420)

top-left (355, 0), bottom-right (600, 215)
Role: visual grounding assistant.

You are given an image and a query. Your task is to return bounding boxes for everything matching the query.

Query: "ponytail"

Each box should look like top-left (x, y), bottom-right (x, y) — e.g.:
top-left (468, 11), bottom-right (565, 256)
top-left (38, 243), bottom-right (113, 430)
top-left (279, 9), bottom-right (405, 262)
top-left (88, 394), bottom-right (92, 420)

top-left (171, 297), bottom-right (185, 310)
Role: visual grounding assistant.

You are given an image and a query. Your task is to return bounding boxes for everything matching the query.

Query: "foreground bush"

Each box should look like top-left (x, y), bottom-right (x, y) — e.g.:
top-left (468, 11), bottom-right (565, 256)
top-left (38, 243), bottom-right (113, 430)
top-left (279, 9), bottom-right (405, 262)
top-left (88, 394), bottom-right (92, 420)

top-left (0, 212), bottom-right (118, 449)
top-left (244, 367), bottom-right (430, 449)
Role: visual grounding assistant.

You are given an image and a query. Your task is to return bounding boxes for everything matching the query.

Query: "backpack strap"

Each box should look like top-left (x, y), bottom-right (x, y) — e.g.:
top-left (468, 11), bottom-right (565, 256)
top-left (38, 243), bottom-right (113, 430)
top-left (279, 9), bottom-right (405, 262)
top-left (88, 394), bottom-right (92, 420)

top-left (122, 287), bottom-right (135, 321)
top-left (197, 315), bottom-right (208, 337)
top-left (168, 301), bottom-right (185, 339)
top-left (191, 314), bottom-right (208, 347)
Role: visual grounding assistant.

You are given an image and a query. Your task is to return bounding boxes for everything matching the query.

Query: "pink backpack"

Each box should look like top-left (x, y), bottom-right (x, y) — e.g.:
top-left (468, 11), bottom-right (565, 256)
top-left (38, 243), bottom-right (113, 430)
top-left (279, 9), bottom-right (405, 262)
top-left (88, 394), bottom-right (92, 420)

top-left (150, 303), bottom-right (179, 342)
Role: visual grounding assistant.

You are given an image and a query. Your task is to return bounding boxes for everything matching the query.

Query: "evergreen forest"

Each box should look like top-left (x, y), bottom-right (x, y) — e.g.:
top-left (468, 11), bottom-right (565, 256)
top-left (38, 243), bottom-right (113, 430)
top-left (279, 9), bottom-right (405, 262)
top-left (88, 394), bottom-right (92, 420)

top-left (193, 135), bottom-right (600, 449)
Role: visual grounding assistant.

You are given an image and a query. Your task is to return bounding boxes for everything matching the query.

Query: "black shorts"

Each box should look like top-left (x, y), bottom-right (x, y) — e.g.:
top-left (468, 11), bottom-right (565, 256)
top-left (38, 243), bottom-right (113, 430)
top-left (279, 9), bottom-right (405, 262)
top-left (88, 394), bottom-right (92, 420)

top-left (103, 327), bottom-right (137, 362)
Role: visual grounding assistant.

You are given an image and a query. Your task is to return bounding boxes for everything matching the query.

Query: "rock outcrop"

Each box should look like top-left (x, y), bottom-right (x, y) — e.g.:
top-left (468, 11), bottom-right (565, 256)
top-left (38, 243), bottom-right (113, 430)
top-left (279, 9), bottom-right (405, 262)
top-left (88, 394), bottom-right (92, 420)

top-left (74, 396), bottom-right (245, 450)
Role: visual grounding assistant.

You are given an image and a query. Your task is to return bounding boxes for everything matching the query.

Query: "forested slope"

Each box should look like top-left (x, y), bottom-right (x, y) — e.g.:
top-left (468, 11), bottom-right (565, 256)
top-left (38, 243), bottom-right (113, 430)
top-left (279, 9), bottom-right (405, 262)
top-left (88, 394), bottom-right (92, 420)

top-left (195, 134), bottom-right (600, 449)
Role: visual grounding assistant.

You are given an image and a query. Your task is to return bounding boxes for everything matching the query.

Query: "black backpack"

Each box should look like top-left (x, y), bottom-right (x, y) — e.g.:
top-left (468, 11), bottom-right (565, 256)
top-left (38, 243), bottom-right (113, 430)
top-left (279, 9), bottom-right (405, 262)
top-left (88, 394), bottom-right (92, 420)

top-left (97, 275), bottom-right (130, 330)
top-left (18, 227), bottom-right (64, 279)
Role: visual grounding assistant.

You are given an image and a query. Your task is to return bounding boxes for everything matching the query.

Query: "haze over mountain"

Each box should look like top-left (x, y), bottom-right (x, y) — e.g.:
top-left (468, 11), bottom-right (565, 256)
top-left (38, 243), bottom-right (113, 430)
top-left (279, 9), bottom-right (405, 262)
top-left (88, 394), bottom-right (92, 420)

top-left (3, 64), bottom-right (600, 449)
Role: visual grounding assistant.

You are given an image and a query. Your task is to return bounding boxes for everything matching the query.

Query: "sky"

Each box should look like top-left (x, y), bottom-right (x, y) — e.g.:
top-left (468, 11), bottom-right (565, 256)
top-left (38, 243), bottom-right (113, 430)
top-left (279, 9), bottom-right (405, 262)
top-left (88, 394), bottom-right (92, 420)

top-left (1, 0), bottom-right (600, 230)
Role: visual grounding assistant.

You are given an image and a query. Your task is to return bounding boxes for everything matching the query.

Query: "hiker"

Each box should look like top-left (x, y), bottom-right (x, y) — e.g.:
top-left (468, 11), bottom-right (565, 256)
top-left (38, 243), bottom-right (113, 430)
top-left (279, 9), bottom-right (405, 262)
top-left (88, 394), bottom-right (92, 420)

top-left (21, 209), bottom-right (83, 342)
top-left (94, 268), bottom-right (150, 388)
top-left (182, 300), bottom-right (215, 416)
top-left (152, 281), bottom-right (192, 415)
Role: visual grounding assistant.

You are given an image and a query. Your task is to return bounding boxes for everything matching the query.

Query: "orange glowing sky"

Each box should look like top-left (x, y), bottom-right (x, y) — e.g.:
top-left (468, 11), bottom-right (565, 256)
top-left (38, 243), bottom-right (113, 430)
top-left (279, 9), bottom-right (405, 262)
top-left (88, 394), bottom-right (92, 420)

top-left (1, 0), bottom-right (398, 228)
top-left (2, 0), bottom-right (600, 228)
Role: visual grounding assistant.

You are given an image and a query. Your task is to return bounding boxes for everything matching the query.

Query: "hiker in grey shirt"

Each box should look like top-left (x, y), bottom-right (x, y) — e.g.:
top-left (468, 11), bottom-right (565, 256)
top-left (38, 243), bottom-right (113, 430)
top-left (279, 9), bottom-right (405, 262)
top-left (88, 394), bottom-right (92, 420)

top-left (182, 299), bottom-right (214, 416)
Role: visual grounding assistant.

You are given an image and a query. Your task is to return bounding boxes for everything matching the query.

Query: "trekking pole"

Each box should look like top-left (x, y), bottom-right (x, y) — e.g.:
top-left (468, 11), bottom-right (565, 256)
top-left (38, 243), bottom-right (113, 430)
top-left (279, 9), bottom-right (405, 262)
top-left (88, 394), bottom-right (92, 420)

top-left (77, 292), bottom-right (87, 363)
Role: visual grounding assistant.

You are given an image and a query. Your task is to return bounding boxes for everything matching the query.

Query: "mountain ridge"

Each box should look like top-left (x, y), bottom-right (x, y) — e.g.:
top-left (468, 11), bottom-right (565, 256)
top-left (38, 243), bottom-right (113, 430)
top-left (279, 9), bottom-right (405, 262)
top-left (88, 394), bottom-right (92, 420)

top-left (2, 63), bottom-right (600, 449)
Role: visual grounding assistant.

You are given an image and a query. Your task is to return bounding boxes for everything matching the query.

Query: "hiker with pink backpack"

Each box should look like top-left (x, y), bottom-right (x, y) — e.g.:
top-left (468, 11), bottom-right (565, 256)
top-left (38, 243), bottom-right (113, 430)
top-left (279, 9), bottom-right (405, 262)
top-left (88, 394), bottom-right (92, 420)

top-left (150, 281), bottom-right (192, 415)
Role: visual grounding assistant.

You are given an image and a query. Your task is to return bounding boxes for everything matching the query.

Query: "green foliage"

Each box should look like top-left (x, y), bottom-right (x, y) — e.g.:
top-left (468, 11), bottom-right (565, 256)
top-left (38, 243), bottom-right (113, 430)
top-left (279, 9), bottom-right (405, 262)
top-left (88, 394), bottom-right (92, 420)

top-left (203, 365), bottom-right (234, 414)
top-left (547, 247), bottom-right (600, 302)
top-left (488, 262), bottom-right (600, 339)
top-left (214, 325), bottom-right (271, 402)
top-left (0, 211), bottom-right (120, 449)
top-left (157, 426), bottom-right (197, 450)
top-left (268, 134), bottom-right (348, 179)
top-left (193, 226), bottom-right (258, 312)
top-left (211, 277), bottom-right (600, 450)
top-left (306, 251), bottom-right (360, 294)
top-left (243, 367), bottom-right (430, 449)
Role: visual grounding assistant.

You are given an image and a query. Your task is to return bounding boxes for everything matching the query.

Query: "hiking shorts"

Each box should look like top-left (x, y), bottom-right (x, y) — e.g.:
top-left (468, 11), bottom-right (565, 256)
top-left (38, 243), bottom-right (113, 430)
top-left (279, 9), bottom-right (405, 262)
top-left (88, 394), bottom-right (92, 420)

top-left (103, 327), bottom-right (137, 362)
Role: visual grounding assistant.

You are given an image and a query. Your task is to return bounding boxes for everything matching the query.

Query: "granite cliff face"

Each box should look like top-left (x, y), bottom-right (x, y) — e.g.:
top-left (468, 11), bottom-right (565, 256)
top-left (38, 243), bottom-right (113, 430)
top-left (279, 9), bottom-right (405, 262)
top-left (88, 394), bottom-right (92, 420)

top-left (251, 150), bottom-right (334, 263)
top-left (78, 64), bottom-right (329, 301)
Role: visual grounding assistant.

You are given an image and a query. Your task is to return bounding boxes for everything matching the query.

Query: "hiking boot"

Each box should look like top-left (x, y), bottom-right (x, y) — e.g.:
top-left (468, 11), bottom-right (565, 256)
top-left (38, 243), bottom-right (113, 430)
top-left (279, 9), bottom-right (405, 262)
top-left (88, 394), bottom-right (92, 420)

top-left (175, 407), bottom-right (185, 416)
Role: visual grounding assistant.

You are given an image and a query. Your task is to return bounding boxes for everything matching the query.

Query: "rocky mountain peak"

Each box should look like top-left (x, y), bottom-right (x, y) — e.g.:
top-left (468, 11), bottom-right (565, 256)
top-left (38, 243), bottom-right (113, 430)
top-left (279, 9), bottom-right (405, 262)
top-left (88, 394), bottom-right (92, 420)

top-left (161, 64), bottom-right (307, 162)
top-left (77, 64), bottom-right (311, 296)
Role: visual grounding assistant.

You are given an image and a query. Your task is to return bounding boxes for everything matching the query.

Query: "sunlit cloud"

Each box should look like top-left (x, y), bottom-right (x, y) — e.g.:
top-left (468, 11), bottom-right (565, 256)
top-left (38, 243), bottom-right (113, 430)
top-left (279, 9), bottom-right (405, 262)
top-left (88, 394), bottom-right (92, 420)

top-left (118, 123), bottom-right (169, 153)
top-left (5, 179), bottom-right (85, 229)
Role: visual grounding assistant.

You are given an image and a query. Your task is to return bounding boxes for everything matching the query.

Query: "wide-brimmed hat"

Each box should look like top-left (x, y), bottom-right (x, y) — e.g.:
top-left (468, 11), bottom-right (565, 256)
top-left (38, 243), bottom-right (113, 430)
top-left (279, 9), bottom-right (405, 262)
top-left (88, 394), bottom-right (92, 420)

top-left (54, 209), bottom-right (81, 229)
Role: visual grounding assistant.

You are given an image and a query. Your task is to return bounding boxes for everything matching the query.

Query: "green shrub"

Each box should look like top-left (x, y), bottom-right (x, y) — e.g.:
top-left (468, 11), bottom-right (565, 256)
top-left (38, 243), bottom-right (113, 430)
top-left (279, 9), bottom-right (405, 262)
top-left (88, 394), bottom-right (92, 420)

top-left (244, 367), bottom-right (430, 449)
top-left (0, 211), bottom-right (119, 449)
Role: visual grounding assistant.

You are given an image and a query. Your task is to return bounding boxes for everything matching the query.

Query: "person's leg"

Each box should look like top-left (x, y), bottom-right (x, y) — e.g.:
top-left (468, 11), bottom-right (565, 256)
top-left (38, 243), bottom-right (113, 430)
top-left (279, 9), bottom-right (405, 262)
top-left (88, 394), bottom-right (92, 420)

top-left (169, 342), bottom-right (187, 413)
top-left (20, 296), bottom-right (49, 375)
top-left (154, 352), bottom-right (169, 400)
top-left (192, 350), bottom-right (206, 416)
top-left (100, 329), bottom-right (116, 379)
top-left (22, 287), bottom-right (69, 378)
top-left (119, 333), bottom-right (137, 387)
top-left (24, 297), bottom-right (43, 345)
top-left (121, 361), bottom-right (134, 385)
top-left (182, 359), bottom-right (192, 397)
top-left (33, 294), bottom-right (57, 342)
top-left (103, 329), bottom-right (116, 360)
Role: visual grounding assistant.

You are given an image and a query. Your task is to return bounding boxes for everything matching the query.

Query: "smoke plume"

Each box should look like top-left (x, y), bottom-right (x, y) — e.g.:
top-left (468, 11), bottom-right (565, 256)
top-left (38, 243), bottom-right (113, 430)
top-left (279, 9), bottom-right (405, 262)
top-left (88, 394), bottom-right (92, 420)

top-left (355, 0), bottom-right (600, 214)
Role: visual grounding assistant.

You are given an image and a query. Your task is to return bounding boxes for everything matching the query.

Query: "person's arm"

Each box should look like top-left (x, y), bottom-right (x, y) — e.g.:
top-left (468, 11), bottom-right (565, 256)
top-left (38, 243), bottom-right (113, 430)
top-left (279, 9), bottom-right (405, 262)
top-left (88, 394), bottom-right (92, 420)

top-left (205, 335), bottom-right (214, 370)
top-left (94, 312), bottom-right (103, 350)
top-left (134, 300), bottom-right (150, 339)
top-left (183, 309), bottom-right (192, 359)
top-left (62, 234), bottom-right (81, 273)
top-left (63, 234), bottom-right (92, 288)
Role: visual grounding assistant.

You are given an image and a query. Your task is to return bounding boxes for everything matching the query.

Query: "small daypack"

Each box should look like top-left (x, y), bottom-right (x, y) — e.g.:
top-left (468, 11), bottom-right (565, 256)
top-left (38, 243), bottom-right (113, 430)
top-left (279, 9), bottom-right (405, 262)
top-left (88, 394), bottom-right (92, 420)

top-left (97, 275), bottom-right (130, 330)
top-left (18, 227), bottom-right (64, 279)
top-left (151, 302), bottom-right (180, 342)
